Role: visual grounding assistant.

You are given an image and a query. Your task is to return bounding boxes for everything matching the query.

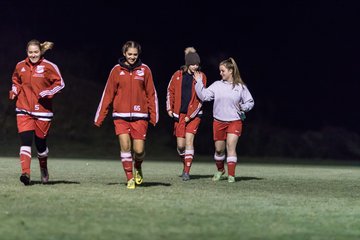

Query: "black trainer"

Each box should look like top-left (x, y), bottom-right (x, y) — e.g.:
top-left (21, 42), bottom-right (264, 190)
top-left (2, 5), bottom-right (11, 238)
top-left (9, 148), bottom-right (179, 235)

top-left (20, 174), bottom-right (31, 186)
top-left (40, 168), bottom-right (49, 184)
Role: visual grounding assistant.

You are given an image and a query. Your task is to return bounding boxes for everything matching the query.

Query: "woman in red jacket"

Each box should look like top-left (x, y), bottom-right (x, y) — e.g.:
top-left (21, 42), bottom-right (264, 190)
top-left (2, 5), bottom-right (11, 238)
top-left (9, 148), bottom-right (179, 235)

top-left (94, 40), bottom-right (159, 189)
top-left (166, 47), bottom-right (207, 181)
top-left (9, 39), bottom-right (65, 185)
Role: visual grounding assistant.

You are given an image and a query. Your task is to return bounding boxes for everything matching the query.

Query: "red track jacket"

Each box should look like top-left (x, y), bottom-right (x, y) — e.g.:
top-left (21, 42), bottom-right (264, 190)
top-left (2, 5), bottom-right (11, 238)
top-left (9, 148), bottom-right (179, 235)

top-left (11, 57), bottom-right (65, 120)
top-left (94, 60), bottom-right (159, 126)
top-left (166, 70), bottom-right (207, 121)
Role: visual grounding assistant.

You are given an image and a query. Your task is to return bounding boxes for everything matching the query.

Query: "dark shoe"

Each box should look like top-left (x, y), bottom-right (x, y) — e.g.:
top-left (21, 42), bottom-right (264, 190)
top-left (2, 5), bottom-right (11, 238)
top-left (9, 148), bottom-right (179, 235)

top-left (40, 168), bottom-right (49, 184)
top-left (20, 173), bottom-right (31, 186)
top-left (182, 173), bottom-right (190, 181)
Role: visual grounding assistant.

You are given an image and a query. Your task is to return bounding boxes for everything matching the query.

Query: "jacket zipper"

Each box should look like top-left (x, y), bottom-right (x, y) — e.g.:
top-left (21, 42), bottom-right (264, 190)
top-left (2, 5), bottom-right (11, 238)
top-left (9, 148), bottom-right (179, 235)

top-left (129, 70), bottom-right (133, 121)
top-left (30, 65), bottom-right (34, 113)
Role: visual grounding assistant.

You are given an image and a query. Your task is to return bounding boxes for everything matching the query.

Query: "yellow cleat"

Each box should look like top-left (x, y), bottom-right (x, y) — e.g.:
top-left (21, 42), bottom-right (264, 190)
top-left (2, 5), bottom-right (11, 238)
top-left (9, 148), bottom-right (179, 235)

top-left (127, 178), bottom-right (136, 189)
top-left (212, 171), bottom-right (226, 181)
top-left (135, 169), bottom-right (143, 185)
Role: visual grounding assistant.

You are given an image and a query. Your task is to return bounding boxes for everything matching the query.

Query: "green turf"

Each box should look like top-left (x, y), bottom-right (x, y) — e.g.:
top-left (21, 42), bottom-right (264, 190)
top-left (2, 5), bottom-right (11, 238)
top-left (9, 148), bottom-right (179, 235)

top-left (0, 157), bottom-right (360, 240)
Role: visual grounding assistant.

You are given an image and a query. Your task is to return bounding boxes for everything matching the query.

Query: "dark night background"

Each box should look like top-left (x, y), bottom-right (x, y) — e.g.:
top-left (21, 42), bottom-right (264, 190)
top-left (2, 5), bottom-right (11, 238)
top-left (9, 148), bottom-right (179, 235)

top-left (1, 1), bottom-right (359, 161)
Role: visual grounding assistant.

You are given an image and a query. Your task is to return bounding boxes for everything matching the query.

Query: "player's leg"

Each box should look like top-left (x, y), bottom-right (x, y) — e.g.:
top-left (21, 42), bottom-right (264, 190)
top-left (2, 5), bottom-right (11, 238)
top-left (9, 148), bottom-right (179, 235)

top-left (176, 137), bottom-right (185, 176)
top-left (182, 133), bottom-right (195, 181)
top-left (130, 120), bottom-right (148, 186)
top-left (35, 136), bottom-right (49, 183)
top-left (17, 115), bottom-right (35, 185)
top-left (133, 139), bottom-right (145, 185)
top-left (182, 117), bottom-right (200, 181)
top-left (225, 120), bottom-right (242, 183)
top-left (115, 119), bottom-right (135, 189)
top-left (174, 115), bottom-right (186, 176)
top-left (119, 133), bottom-right (134, 188)
top-left (226, 133), bottom-right (239, 183)
top-left (19, 130), bottom-right (34, 185)
top-left (34, 119), bottom-right (51, 184)
top-left (212, 120), bottom-right (227, 181)
top-left (213, 140), bottom-right (226, 181)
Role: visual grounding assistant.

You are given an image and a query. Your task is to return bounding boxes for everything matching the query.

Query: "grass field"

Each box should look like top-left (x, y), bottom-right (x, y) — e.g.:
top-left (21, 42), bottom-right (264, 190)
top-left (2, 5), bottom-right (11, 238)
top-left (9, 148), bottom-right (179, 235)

top-left (1, 157), bottom-right (360, 240)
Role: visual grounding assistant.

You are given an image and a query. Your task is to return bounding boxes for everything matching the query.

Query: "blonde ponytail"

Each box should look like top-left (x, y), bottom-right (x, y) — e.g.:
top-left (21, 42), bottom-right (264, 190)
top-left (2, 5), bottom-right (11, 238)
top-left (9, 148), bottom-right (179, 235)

top-left (40, 41), bottom-right (54, 55)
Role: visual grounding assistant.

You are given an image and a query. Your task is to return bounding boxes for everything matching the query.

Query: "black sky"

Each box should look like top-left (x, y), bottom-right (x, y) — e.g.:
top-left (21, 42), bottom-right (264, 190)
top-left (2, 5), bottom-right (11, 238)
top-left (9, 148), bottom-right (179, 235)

top-left (1, 0), bottom-right (359, 133)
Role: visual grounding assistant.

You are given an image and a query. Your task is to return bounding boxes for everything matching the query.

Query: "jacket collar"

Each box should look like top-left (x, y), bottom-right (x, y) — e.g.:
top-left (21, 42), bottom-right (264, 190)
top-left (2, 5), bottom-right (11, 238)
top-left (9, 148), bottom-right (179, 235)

top-left (118, 57), bottom-right (142, 71)
top-left (25, 57), bottom-right (44, 67)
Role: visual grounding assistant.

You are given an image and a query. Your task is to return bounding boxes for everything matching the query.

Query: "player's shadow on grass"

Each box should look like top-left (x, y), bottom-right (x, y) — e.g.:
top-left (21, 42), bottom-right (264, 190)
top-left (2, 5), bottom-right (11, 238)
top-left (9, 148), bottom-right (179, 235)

top-left (31, 180), bottom-right (80, 185)
top-left (138, 182), bottom-right (171, 187)
top-left (190, 175), bottom-right (264, 181)
top-left (236, 176), bottom-right (264, 181)
top-left (107, 182), bottom-right (171, 187)
top-left (189, 174), bottom-right (213, 179)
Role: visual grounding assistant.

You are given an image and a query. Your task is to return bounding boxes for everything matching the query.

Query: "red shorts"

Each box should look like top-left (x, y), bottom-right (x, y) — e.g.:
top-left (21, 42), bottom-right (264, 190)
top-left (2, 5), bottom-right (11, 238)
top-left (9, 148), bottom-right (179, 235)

top-left (17, 115), bottom-right (51, 139)
top-left (114, 119), bottom-right (148, 140)
top-left (213, 119), bottom-right (243, 141)
top-left (174, 114), bottom-right (201, 138)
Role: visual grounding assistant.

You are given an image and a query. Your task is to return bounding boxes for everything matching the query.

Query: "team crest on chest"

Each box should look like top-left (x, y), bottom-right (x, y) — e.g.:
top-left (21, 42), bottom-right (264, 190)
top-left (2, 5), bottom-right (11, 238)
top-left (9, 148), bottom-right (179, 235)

top-left (36, 65), bottom-right (45, 73)
top-left (136, 69), bottom-right (144, 76)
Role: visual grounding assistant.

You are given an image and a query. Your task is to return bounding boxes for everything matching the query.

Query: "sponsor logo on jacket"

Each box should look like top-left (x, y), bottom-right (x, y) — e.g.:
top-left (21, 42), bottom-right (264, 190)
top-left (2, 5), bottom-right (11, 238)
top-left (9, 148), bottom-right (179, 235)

top-left (33, 73), bottom-right (45, 77)
top-left (36, 65), bottom-right (45, 73)
top-left (136, 69), bottom-right (144, 76)
top-left (135, 69), bottom-right (145, 80)
top-left (33, 66), bottom-right (45, 77)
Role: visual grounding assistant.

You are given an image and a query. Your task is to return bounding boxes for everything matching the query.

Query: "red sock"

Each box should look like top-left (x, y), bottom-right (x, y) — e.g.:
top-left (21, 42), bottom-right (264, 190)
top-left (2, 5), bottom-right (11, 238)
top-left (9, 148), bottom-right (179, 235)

top-left (121, 152), bottom-right (133, 180)
top-left (184, 150), bottom-right (194, 174)
top-left (227, 162), bottom-right (236, 176)
top-left (184, 156), bottom-right (193, 174)
top-left (20, 146), bottom-right (31, 175)
top-left (38, 148), bottom-right (49, 169)
top-left (122, 161), bottom-right (133, 180)
top-left (215, 160), bottom-right (225, 172)
top-left (227, 156), bottom-right (237, 176)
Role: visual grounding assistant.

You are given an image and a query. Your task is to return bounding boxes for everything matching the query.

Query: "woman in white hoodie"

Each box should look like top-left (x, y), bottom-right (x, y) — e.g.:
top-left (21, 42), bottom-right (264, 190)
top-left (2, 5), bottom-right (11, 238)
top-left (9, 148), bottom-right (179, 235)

top-left (194, 57), bottom-right (254, 183)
